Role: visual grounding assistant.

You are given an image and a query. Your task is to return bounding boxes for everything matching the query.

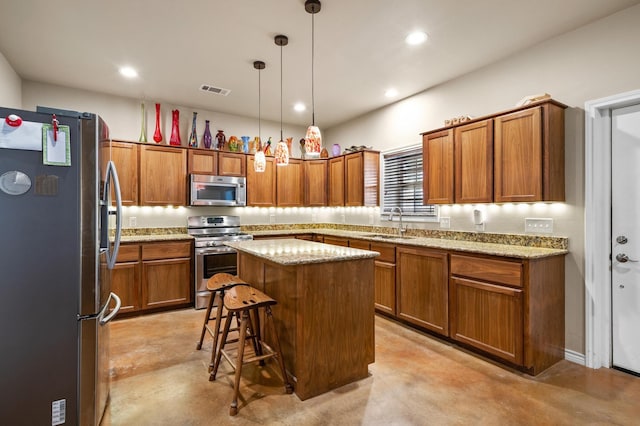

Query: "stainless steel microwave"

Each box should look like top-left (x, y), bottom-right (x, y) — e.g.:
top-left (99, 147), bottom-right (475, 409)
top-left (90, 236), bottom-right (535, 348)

top-left (190, 174), bottom-right (247, 206)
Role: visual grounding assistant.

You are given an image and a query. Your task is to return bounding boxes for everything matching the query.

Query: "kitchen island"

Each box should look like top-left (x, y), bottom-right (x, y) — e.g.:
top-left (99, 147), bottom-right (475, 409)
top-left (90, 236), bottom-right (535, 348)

top-left (225, 238), bottom-right (379, 400)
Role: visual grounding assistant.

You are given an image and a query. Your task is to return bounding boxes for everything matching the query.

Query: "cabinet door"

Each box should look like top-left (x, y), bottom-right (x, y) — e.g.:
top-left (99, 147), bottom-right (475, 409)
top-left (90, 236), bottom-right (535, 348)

top-left (323, 236), bottom-right (349, 247)
top-left (246, 155), bottom-right (276, 206)
top-left (111, 261), bottom-right (141, 313)
top-left (188, 149), bottom-right (217, 175)
top-left (375, 261), bottom-right (396, 315)
top-left (218, 152), bottom-right (246, 177)
top-left (423, 129), bottom-right (454, 204)
top-left (104, 141), bottom-right (139, 205)
top-left (345, 151), bottom-right (380, 207)
top-left (494, 107), bottom-right (542, 202)
top-left (396, 247), bottom-right (448, 335)
top-left (328, 157), bottom-right (345, 206)
top-left (304, 160), bottom-right (327, 206)
top-left (449, 277), bottom-right (523, 365)
top-left (139, 145), bottom-right (187, 205)
top-left (454, 119), bottom-right (493, 203)
top-left (142, 258), bottom-right (191, 310)
top-left (276, 158), bottom-right (304, 207)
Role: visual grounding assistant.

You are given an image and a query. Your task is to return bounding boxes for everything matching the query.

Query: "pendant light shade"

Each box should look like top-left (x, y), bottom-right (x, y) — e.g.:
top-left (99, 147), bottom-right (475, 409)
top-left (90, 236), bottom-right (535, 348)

top-left (274, 34), bottom-right (289, 166)
top-left (304, 0), bottom-right (322, 158)
top-left (253, 60), bottom-right (267, 173)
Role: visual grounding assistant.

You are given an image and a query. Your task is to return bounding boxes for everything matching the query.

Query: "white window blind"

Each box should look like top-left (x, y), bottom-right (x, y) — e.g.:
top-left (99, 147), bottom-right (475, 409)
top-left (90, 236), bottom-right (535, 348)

top-left (382, 147), bottom-right (437, 219)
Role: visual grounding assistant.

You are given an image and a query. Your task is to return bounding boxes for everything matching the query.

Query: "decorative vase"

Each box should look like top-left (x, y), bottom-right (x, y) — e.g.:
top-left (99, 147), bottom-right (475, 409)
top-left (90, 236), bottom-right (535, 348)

top-left (332, 143), bottom-right (341, 156)
top-left (228, 136), bottom-right (239, 152)
top-left (251, 136), bottom-right (260, 154)
top-left (153, 103), bottom-right (162, 143)
top-left (299, 138), bottom-right (306, 159)
top-left (320, 147), bottom-right (329, 158)
top-left (202, 120), bottom-right (212, 149)
top-left (169, 109), bottom-right (181, 146)
top-left (264, 137), bottom-right (273, 156)
top-left (188, 112), bottom-right (198, 148)
top-left (286, 137), bottom-right (293, 157)
top-left (241, 136), bottom-right (250, 154)
top-left (138, 102), bottom-right (147, 143)
top-left (215, 130), bottom-right (226, 151)
top-left (304, 125), bottom-right (322, 158)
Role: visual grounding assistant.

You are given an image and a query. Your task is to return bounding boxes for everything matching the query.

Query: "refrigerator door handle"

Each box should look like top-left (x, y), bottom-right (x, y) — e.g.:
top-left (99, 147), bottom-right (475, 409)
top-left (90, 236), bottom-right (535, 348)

top-left (99, 292), bottom-right (122, 325)
top-left (103, 160), bottom-right (123, 270)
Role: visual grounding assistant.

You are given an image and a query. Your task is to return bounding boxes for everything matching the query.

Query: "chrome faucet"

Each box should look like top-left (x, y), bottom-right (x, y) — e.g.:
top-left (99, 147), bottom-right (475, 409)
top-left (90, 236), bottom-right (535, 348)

top-left (389, 207), bottom-right (405, 237)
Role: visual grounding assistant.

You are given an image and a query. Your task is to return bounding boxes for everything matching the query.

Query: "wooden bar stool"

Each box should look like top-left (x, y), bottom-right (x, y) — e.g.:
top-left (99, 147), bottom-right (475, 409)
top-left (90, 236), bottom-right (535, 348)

top-left (211, 285), bottom-right (293, 416)
top-left (195, 273), bottom-right (249, 372)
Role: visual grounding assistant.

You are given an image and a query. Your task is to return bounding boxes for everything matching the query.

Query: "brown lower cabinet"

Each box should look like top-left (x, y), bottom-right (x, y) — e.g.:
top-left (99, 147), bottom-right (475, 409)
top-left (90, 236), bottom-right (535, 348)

top-left (111, 241), bottom-right (192, 315)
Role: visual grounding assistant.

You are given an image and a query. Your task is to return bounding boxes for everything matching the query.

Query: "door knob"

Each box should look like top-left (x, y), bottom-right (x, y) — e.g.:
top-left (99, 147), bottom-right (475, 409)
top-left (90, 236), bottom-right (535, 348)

top-left (616, 253), bottom-right (639, 263)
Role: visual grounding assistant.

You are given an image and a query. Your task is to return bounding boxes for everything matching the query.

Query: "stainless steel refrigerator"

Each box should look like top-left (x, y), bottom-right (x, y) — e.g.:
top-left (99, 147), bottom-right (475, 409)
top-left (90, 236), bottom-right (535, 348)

top-left (0, 106), bottom-right (123, 425)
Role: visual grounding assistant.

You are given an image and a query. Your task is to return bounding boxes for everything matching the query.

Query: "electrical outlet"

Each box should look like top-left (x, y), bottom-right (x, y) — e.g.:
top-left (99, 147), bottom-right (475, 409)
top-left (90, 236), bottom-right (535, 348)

top-left (269, 214), bottom-right (276, 224)
top-left (474, 223), bottom-right (485, 232)
top-left (368, 214), bottom-right (374, 225)
top-left (525, 218), bottom-right (554, 234)
top-left (440, 217), bottom-right (451, 229)
top-left (128, 216), bottom-right (137, 227)
top-left (340, 214), bottom-right (346, 223)
top-left (312, 213), bottom-right (317, 223)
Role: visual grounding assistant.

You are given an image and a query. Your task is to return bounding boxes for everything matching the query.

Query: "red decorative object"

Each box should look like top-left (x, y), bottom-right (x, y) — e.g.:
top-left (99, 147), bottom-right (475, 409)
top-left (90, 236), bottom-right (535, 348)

top-left (169, 109), bottom-right (181, 146)
top-left (153, 103), bottom-right (163, 143)
top-left (5, 114), bottom-right (22, 127)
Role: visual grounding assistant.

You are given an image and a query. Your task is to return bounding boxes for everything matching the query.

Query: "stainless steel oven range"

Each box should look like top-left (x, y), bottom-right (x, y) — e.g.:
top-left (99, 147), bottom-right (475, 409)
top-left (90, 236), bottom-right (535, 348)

top-left (187, 215), bottom-right (253, 309)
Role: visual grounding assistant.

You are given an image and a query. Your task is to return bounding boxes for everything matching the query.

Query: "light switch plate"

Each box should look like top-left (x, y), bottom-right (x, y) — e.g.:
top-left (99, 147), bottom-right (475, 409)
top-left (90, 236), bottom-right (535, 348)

top-left (440, 217), bottom-right (451, 229)
top-left (525, 218), bottom-right (554, 234)
top-left (269, 214), bottom-right (276, 224)
top-left (129, 216), bottom-right (137, 227)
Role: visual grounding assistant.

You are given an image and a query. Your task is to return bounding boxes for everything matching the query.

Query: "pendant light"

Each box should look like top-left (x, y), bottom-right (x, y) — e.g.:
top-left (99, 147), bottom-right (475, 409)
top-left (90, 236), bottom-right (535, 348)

top-left (253, 60), bottom-right (267, 173)
top-left (274, 34), bottom-right (289, 166)
top-left (304, 0), bottom-right (322, 158)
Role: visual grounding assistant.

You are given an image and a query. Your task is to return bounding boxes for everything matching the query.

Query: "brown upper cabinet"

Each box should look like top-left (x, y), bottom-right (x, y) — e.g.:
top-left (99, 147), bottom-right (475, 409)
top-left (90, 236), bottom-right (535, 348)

top-left (139, 145), bottom-right (187, 206)
top-left (421, 99), bottom-right (566, 204)
top-left (304, 159), bottom-right (328, 206)
top-left (246, 155), bottom-right (276, 207)
top-left (328, 156), bottom-right (345, 206)
top-left (345, 150), bottom-right (380, 207)
top-left (103, 141), bottom-right (139, 206)
top-left (276, 158), bottom-right (304, 207)
top-left (217, 152), bottom-right (246, 177)
top-left (187, 149), bottom-right (218, 175)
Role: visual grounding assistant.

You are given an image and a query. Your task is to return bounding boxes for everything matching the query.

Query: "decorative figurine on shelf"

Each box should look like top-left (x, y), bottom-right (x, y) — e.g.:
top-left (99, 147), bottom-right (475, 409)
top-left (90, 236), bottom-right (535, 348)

top-left (153, 103), bottom-right (163, 143)
top-left (188, 112), bottom-right (198, 148)
top-left (138, 102), bottom-right (147, 143)
top-left (228, 136), bottom-right (239, 152)
top-left (286, 137), bottom-right (293, 157)
top-left (241, 136), bottom-right (250, 154)
top-left (215, 129), bottom-right (226, 150)
top-left (299, 138), bottom-right (306, 159)
top-left (251, 136), bottom-right (260, 154)
top-left (169, 109), bottom-right (181, 146)
top-left (332, 143), bottom-right (341, 157)
top-left (202, 120), bottom-right (212, 149)
top-left (320, 147), bottom-right (329, 158)
top-left (264, 137), bottom-right (273, 156)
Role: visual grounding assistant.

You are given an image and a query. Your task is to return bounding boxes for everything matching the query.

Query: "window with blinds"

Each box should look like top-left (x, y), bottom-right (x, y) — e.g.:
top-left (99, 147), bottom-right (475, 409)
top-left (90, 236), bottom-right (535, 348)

top-left (382, 146), bottom-right (438, 220)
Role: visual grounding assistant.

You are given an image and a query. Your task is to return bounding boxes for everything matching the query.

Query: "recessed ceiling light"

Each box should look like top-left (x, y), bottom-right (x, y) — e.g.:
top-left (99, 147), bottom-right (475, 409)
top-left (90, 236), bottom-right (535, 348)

top-left (405, 31), bottom-right (428, 46)
top-left (294, 102), bottom-right (306, 112)
top-left (119, 66), bottom-right (138, 78)
top-left (385, 88), bottom-right (398, 98)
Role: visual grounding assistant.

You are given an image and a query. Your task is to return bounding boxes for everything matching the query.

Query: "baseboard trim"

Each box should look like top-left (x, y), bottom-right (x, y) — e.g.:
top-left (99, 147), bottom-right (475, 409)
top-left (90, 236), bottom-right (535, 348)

top-left (565, 349), bottom-right (586, 366)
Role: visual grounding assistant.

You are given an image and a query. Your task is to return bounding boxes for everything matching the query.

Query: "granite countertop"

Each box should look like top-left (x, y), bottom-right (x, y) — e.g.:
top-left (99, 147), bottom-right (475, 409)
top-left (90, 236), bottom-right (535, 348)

top-left (225, 238), bottom-right (379, 266)
top-left (249, 228), bottom-right (568, 259)
top-left (120, 234), bottom-right (193, 243)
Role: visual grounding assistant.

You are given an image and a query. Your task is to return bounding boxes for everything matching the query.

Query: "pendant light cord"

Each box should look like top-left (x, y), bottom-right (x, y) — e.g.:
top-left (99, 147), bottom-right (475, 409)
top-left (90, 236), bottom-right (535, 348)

top-left (258, 67), bottom-right (262, 146)
top-left (280, 42), bottom-right (284, 141)
top-left (311, 10), bottom-right (315, 126)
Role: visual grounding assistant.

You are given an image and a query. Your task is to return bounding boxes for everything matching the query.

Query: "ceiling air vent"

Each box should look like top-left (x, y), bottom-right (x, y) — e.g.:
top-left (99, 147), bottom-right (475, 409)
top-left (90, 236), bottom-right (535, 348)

top-left (199, 84), bottom-right (231, 96)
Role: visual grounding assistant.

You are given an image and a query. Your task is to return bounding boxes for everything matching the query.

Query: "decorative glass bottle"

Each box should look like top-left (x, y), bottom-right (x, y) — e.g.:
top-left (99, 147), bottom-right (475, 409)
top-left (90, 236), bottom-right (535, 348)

top-left (332, 143), bottom-right (341, 157)
top-left (138, 102), bottom-right (147, 143)
top-left (169, 109), bottom-right (181, 146)
top-left (153, 103), bottom-right (162, 143)
top-left (188, 112), bottom-right (198, 148)
top-left (202, 120), bottom-right (212, 149)
top-left (286, 137), bottom-right (293, 157)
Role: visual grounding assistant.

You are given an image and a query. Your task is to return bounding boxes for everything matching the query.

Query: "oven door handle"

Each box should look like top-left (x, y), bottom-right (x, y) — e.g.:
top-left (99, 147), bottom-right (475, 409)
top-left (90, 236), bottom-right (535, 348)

top-left (195, 246), bottom-right (237, 255)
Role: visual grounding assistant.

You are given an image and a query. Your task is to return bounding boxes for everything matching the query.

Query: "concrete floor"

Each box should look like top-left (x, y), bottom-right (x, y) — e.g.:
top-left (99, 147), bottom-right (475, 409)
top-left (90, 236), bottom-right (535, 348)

top-left (102, 308), bottom-right (640, 425)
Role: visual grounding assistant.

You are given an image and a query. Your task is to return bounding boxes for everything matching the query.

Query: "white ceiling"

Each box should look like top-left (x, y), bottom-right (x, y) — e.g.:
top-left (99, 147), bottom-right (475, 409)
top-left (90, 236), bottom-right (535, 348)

top-left (1, 0), bottom-right (638, 128)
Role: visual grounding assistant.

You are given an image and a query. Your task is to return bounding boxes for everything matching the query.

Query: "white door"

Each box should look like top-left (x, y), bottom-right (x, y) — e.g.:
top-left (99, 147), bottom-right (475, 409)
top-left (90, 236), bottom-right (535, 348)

top-left (612, 103), bottom-right (640, 374)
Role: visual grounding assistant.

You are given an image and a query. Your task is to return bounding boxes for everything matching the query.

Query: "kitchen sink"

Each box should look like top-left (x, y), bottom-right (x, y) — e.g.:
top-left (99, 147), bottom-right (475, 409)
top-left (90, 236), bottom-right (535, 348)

top-left (367, 234), bottom-right (414, 240)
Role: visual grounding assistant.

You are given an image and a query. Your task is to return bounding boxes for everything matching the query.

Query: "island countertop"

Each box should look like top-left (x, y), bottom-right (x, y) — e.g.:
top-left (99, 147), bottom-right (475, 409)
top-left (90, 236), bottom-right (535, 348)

top-left (225, 238), bottom-right (379, 265)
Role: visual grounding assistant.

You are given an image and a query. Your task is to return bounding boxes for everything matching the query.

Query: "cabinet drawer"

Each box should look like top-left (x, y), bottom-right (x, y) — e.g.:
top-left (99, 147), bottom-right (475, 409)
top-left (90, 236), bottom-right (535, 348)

top-left (116, 244), bottom-right (140, 262)
top-left (142, 241), bottom-right (192, 260)
top-left (370, 242), bottom-right (395, 263)
top-left (348, 239), bottom-right (370, 250)
top-left (450, 254), bottom-right (522, 287)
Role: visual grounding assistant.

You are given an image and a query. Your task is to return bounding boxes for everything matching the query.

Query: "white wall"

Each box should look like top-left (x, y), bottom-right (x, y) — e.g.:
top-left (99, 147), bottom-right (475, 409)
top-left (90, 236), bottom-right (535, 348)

top-left (325, 4), bottom-right (640, 355)
top-left (21, 80), bottom-right (308, 157)
top-left (0, 51), bottom-right (21, 108)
